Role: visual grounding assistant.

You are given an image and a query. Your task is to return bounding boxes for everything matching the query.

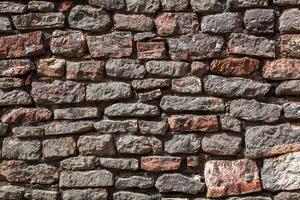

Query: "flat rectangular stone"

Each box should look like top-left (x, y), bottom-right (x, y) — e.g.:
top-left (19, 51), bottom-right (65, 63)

top-left (0, 59), bottom-right (34, 77)
top-left (94, 119), bottom-right (138, 134)
top-left (145, 61), bottom-right (189, 78)
top-left (99, 158), bottom-right (139, 170)
top-left (66, 60), bottom-right (105, 81)
top-left (54, 107), bottom-right (99, 120)
top-left (263, 59), bottom-right (300, 80)
top-left (137, 42), bottom-right (166, 60)
top-left (283, 102), bottom-right (300, 118)
top-left (104, 103), bottom-right (160, 117)
top-left (0, 2), bottom-right (27, 13)
top-left (280, 34), bottom-right (300, 58)
top-left (0, 90), bottom-right (32, 106)
top-left (62, 189), bottom-right (107, 200)
top-left (44, 121), bottom-right (93, 135)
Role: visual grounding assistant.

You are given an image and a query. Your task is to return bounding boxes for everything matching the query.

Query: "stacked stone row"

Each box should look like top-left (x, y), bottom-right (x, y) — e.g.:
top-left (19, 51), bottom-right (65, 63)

top-left (0, 0), bottom-right (299, 200)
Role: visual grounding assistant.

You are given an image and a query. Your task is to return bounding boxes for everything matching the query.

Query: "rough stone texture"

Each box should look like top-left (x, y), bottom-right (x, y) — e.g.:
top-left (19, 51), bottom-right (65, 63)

top-left (0, 77), bottom-right (25, 89)
top-left (12, 126), bottom-right (44, 138)
top-left (230, 99), bottom-right (282, 122)
top-left (261, 152), bottom-right (300, 191)
top-left (42, 137), bottom-right (77, 159)
top-left (69, 5), bottom-right (111, 32)
top-left (28, 1), bottom-right (55, 12)
top-left (44, 121), bottom-right (93, 135)
top-left (137, 41), bottom-right (166, 60)
top-left (283, 102), bottom-right (300, 119)
top-left (100, 158), bottom-right (139, 170)
top-left (274, 0), bottom-right (300, 5)
top-left (0, 185), bottom-right (25, 200)
top-left (274, 192), bottom-right (300, 200)
top-left (0, 90), bottom-right (32, 106)
top-left (190, 0), bottom-right (222, 13)
top-left (0, 59), bottom-right (34, 77)
top-left (168, 33), bottom-right (224, 60)
top-left (105, 103), bottom-right (160, 117)
top-left (220, 115), bottom-right (242, 132)
top-left (106, 59), bottom-right (146, 79)
top-left (131, 78), bottom-right (170, 90)
top-left (138, 120), bottom-right (168, 135)
top-left (145, 61), bottom-right (189, 78)
top-left (165, 134), bottom-right (201, 154)
top-left (62, 189), bottom-right (107, 200)
top-left (125, 0), bottom-right (160, 13)
top-left (54, 107), bottom-right (99, 120)
top-left (245, 124), bottom-right (300, 158)
top-left (113, 191), bottom-right (152, 200)
top-left (155, 173), bottom-right (205, 194)
top-left (138, 89), bottom-right (162, 102)
top-left (37, 57), bottom-right (65, 77)
top-left (94, 119), bottom-right (138, 134)
top-left (66, 60), bottom-right (105, 81)
top-left (161, 0), bottom-right (189, 11)
top-left (60, 156), bottom-right (98, 170)
top-left (228, 0), bottom-right (268, 8)
top-left (205, 159), bottom-right (261, 197)
top-left (171, 76), bottom-right (202, 94)
top-left (276, 80), bottom-right (300, 96)
top-left (263, 59), bottom-right (300, 80)
top-left (0, 16), bottom-right (12, 32)
top-left (280, 34), bottom-right (300, 58)
top-left (0, 2), bottom-right (27, 13)
top-left (116, 176), bottom-right (154, 189)
top-left (202, 12), bottom-right (242, 33)
top-left (204, 75), bottom-right (271, 98)
top-left (115, 135), bottom-right (152, 154)
top-left (279, 9), bottom-right (300, 33)
top-left (228, 33), bottom-right (276, 58)
top-left (191, 62), bottom-right (209, 77)
top-left (244, 9), bottom-right (275, 33)
top-left (87, 31), bottom-right (132, 58)
top-left (114, 14), bottom-right (153, 32)
top-left (89, 0), bottom-right (125, 10)
top-left (141, 156), bottom-right (181, 172)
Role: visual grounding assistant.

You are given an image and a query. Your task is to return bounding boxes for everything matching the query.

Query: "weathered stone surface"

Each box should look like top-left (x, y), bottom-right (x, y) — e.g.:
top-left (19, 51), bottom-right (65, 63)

top-left (1, 107), bottom-right (52, 124)
top-left (0, 185), bottom-right (25, 200)
top-left (244, 9), bottom-right (274, 33)
top-left (42, 137), bottom-right (76, 159)
top-left (263, 59), bottom-right (300, 80)
top-left (0, 90), bottom-right (32, 106)
top-left (44, 121), bottom-right (93, 135)
top-left (171, 76), bottom-right (202, 94)
top-left (137, 41), bottom-right (166, 60)
top-left (165, 134), bottom-right (201, 154)
top-left (228, 33), bottom-right (276, 58)
top-left (168, 33), bottom-right (224, 60)
top-left (2, 138), bottom-right (41, 160)
top-left (12, 13), bottom-right (64, 29)
top-left (87, 32), bottom-right (132, 58)
top-left (227, 197), bottom-right (271, 200)
top-left (202, 133), bottom-right (242, 156)
top-left (202, 12), bottom-right (242, 33)
top-left (59, 170), bottom-right (114, 187)
top-left (131, 78), bottom-right (170, 90)
top-left (274, 192), bottom-right (300, 200)
top-left (106, 59), bottom-right (146, 79)
top-left (147, 137), bottom-right (163, 154)
top-left (245, 123), bottom-right (300, 158)
top-left (141, 156), bottom-right (181, 172)
top-left (28, 1), bottom-right (55, 12)
top-left (94, 119), bottom-right (137, 134)
top-left (0, 122), bottom-right (8, 136)
top-left (115, 135), bottom-right (152, 154)
top-left (62, 189), bottom-right (107, 200)
top-left (0, 16), bottom-right (12, 32)
top-left (0, 32), bottom-right (44, 58)
top-left (113, 191), bottom-right (152, 200)
top-left (138, 89), bottom-right (162, 102)
top-left (116, 176), bottom-right (154, 189)
top-left (204, 75), bottom-right (271, 98)
top-left (230, 99), bottom-right (282, 122)
top-left (89, 0), bottom-right (125, 10)
top-left (51, 30), bottom-right (86, 57)
top-left (114, 14), bottom-right (153, 31)
top-left (12, 126), bottom-right (44, 138)
top-left (205, 159), bottom-right (261, 197)
top-left (155, 13), bottom-right (198, 36)
top-left (54, 107), bottom-right (99, 120)
top-left (31, 81), bottom-right (85, 104)
top-left (160, 96), bottom-right (225, 112)
top-left (28, 189), bottom-right (58, 200)
top-left (191, 62), bottom-right (209, 77)
top-left (274, 0), bottom-right (300, 5)
top-left (100, 158), bottom-right (139, 170)
top-left (60, 156), bottom-right (98, 170)
top-left (168, 115), bottom-right (219, 132)
top-left (155, 173), bottom-right (205, 194)
top-left (261, 152), bottom-right (300, 191)
top-left (228, 0), bottom-right (268, 8)
top-left (279, 9), bottom-right (300, 33)
top-left (284, 102), bottom-right (300, 119)
top-left (66, 60), bottom-right (105, 81)
top-left (105, 103), bottom-right (160, 117)
top-left (210, 57), bottom-right (259, 77)
top-left (280, 34), bottom-right (300, 58)
top-left (138, 120), bottom-right (168, 135)
top-left (69, 5), bottom-right (111, 32)
top-left (276, 80), bottom-right (300, 96)
top-left (30, 163), bottom-right (59, 184)
top-left (145, 60), bottom-right (189, 78)
top-left (0, 77), bottom-right (25, 89)
top-left (125, 0), bottom-right (160, 13)
top-left (161, 0), bottom-right (188, 11)
top-left (0, 59), bottom-right (34, 77)
top-left (220, 115), bottom-right (242, 132)
top-left (78, 134), bottom-right (116, 156)
top-left (37, 58), bottom-right (65, 77)
top-left (191, 0), bottom-right (222, 13)
top-left (0, 2), bottom-right (27, 13)
top-left (86, 82), bottom-right (131, 101)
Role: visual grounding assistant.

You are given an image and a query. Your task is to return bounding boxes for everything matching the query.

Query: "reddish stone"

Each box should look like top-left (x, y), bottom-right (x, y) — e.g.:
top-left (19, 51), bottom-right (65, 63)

top-left (1, 107), bottom-right (52, 124)
top-left (141, 156), bottom-right (181, 172)
top-left (114, 14), bottom-right (154, 32)
top-left (0, 32), bottom-right (44, 58)
top-left (0, 59), bottom-right (34, 77)
top-left (0, 160), bottom-right (32, 182)
top-left (155, 13), bottom-right (199, 36)
top-left (204, 159), bottom-right (261, 197)
top-left (187, 156), bottom-right (200, 168)
top-left (59, 0), bottom-right (73, 12)
top-left (210, 57), bottom-right (259, 77)
top-left (137, 42), bottom-right (166, 60)
top-left (263, 58), bottom-right (300, 80)
top-left (168, 115), bottom-right (219, 132)
top-left (280, 34), bottom-right (300, 58)
top-left (66, 60), bottom-right (105, 81)
top-left (191, 62), bottom-right (209, 77)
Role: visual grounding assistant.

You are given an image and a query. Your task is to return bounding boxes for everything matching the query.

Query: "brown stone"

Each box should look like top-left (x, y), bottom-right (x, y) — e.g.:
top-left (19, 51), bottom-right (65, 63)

top-left (204, 159), bottom-right (261, 197)
top-left (0, 32), bottom-right (44, 58)
top-left (0, 59), bottom-right (34, 77)
top-left (155, 13), bottom-right (199, 36)
top-left (191, 62), bottom-right (209, 77)
top-left (42, 137), bottom-right (77, 159)
top-left (141, 156), bottom-right (181, 172)
top-left (263, 58), bottom-right (300, 80)
top-left (137, 42), bottom-right (166, 60)
top-left (280, 34), bottom-right (300, 58)
top-left (210, 57), bottom-right (259, 77)
top-left (168, 115), bottom-right (219, 132)
top-left (37, 58), bottom-right (65, 77)
top-left (66, 60), bottom-right (105, 81)
top-left (114, 14), bottom-right (154, 31)
top-left (1, 108), bottom-right (52, 124)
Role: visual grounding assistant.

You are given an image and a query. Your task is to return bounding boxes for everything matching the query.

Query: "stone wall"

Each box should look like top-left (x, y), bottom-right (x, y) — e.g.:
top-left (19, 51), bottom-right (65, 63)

top-left (0, 0), bottom-right (299, 199)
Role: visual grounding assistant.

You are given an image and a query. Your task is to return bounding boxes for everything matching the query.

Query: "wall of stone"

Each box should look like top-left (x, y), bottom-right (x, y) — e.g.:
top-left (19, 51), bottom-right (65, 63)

top-left (0, 0), bottom-right (299, 199)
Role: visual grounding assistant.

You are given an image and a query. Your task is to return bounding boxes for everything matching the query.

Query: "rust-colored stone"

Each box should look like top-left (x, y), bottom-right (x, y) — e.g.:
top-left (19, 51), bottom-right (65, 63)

top-left (204, 159), bottom-right (261, 197)
top-left (0, 32), bottom-right (44, 58)
top-left (1, 108), bottom-right (52, 124)
top-left (137, 42), bottom-right (166, 60)
top-left (141, 156), bottom-right (181, 172)
top-left (263, 58), bottom-right (300, 80)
